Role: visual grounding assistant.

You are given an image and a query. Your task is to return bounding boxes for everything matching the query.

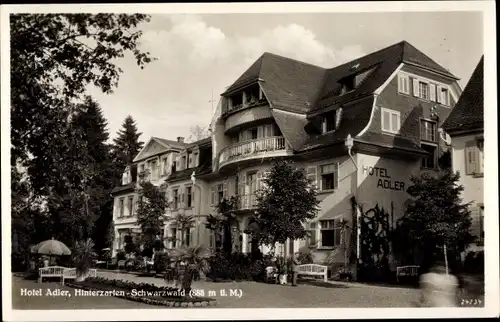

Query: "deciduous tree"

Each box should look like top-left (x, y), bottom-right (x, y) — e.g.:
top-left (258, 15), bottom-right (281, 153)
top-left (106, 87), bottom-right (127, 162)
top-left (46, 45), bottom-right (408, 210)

top-left (136, 172), bottom-right (169, 254)
top-left (399, 170), bottom-right (473, 268)
top-left (247, 160), bottom-right (320, 250)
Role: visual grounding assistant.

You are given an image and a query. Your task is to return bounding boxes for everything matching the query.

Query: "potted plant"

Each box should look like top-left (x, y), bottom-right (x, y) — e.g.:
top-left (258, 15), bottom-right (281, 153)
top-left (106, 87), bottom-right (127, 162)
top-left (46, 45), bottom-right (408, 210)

top-left (172, 245), bottom-right (210, 294)
top-left (72, 238), bottom-right (97, 282)
top-left (338, 266), bottom-right (353, 281)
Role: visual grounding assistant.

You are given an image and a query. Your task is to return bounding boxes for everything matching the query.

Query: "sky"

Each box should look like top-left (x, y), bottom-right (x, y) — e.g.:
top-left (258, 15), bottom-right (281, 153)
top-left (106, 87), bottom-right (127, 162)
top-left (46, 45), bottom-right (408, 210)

top-left (86, 11), bottom-right (484, 144)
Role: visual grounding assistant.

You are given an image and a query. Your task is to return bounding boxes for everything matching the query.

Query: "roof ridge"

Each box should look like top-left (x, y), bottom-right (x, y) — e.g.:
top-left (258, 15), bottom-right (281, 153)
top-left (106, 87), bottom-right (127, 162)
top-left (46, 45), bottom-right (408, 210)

top-left (326, 41), bottom-right (404, 71)
top-left (262, 52), bottom-right (327, 70)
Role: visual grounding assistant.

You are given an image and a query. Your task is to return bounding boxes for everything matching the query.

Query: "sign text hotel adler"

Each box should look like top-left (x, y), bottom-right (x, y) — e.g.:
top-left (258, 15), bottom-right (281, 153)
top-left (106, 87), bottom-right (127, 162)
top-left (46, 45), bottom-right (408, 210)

top-left (362, 166), bottom-right (405, 191)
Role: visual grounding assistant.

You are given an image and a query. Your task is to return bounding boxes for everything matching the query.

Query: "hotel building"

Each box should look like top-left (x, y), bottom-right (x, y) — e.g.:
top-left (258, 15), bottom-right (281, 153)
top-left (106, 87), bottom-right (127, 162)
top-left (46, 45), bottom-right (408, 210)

top-left (111, 40), bottom-right (463, 266)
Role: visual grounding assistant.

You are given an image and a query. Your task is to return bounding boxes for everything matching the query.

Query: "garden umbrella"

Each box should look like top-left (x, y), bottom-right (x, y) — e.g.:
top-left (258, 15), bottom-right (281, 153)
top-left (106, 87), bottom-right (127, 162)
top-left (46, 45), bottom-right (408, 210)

top-left (31, 238), bottom-right (72, 256)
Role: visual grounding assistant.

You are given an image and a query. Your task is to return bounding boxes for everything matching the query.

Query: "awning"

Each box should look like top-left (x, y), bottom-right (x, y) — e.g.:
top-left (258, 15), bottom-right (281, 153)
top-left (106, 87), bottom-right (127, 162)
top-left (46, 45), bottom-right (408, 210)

top-left (313, 208), bottom-right (351, 222)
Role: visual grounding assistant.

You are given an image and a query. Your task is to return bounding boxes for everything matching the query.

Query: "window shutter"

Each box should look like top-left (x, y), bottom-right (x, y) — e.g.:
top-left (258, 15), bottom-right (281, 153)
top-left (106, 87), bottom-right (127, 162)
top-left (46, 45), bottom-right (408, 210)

top-left (436, 85), bottom-right (442, 103)
top-left (412, 78), bottom-right (420, 97)
top-left (334, 220), bottom-right (342, 246)
top-left (465, 141), bottom-right (477, 175)
top-left (429, 84), bottom-right (436, 101)
top-left (335, 108), bottom-right (343, 130)
top-left (441, 86), bottom-right (449, 105)
top-left (223, 182), bottom-right (228, 198)
top-left (398, 75), bottom-right (404, 93)
top-left (334, 163), bottom-right (340, 189)
top-left (257, 171), bottom-right (263, 190)
top-left (306, 166), bottom-right (318, 188)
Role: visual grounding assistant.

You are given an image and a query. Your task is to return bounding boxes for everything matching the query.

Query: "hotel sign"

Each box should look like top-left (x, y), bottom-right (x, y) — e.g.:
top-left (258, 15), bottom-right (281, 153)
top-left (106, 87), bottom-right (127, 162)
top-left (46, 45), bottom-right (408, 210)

top-left (362, 166), bottom-right (405, 191)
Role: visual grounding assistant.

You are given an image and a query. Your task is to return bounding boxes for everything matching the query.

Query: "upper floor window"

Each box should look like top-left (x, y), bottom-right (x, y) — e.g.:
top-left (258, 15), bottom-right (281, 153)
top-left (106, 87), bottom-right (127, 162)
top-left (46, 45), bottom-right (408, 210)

top-left (381, 108), bottom-right (401, 134)
top-left (398, 74), bottom-right (410, 94)
top-left (465, 139), bottom-right (484, 176)
top-left (419, 81), bottom-right (429, 100)
top-left (185, 186), bottom-right (193, 208)
top-left (173, 189), bottom-right (179, 209)
top-left (321, 111), bottom-right (336, 134)
top-left (139, 164), bottom-right (145, 174)
top-left (128, 196), bottom-right (134, 217)
top-left (420, 120), bottom-right (437, 142)
top-left (320, 163), bottom-right (339, 191)
top-left (119, 198), bottom-right (125, 218)
top-left (210, 182), bottom-right (228, 205)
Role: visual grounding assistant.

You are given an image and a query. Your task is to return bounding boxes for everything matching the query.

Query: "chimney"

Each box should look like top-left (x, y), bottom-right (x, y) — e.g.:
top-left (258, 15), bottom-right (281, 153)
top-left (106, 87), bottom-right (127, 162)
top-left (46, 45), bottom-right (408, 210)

top-left (177, 136), bottom-right (185, 143)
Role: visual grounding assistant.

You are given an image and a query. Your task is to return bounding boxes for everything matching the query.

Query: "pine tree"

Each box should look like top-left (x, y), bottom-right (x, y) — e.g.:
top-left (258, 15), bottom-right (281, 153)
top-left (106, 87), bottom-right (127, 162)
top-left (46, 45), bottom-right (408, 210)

top-left (112, 115), bottom-right (144, 171)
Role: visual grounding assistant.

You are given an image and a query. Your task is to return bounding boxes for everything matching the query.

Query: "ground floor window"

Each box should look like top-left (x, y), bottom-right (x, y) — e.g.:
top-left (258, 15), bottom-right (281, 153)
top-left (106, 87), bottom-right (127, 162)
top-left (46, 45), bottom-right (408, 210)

top-left (170, 228), bottom-right (177, 248)
top-left (421, 143), bottom-right (437, 169)
top-left (319, 219), bottom-right (342, 248)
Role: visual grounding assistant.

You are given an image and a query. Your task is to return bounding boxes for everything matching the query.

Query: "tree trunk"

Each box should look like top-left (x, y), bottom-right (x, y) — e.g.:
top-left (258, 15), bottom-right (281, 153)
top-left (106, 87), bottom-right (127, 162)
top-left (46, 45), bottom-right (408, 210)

top-left (444, 243), bottom-right (449, 275)
top-left (223, 223), bottom-right (232, 255)
top-left (76, 268), bottom-right (90, 282)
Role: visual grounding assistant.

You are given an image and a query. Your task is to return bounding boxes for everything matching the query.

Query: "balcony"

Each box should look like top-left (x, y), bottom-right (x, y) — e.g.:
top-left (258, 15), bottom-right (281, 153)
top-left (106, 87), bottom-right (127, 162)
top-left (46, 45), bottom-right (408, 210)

top-left (237, 194), bottom-right (257, 210)
top-left (222, 98), bottom-right (268, 117)
top-left (218, 136), bottom-right (293, 170)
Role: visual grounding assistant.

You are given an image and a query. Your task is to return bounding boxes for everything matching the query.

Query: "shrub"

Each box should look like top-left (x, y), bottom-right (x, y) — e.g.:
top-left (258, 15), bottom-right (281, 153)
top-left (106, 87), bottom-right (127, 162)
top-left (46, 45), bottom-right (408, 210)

top-left (206, 252), bottom-right (263, 281)
top-left (154, 251), bottom-right (171, 273)
top-left (116, 250), bottom-right (126, 261)
top-left (463, 250), bottom-right (484, 274)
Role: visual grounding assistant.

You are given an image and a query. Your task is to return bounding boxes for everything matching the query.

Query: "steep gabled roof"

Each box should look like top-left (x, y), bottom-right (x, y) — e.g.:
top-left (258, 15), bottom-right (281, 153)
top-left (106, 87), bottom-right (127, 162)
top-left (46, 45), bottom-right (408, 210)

top-left (442, 56), bottom-right (484, 134)
top-left (223, 52), bottom-right (326, 114)
top-left (223, 41), bottom-right (457, 116)
top-left (222, 41), bottom-right (458, 152)
top-left (132, 137), bottom-right (188, 162)
top-left (153, 137), bottom-right (189, 150)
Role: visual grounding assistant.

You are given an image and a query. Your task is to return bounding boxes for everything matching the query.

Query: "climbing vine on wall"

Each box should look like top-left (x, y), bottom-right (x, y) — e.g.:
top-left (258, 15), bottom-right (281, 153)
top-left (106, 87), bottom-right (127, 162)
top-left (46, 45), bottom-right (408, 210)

top-left (359, 203), bottom-right (395, 265)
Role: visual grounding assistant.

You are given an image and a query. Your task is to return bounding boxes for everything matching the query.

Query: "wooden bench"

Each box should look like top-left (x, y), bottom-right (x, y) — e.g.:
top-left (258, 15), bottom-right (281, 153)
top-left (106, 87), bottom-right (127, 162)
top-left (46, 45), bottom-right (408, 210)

top-left (396, 265), bottom-right (420, 283)
top-left (38, 266), bottom-right (65, 283)
top-left (296, 264), bottom-right (328, 282)
top-left (61, 268), bottom-right (97, 285)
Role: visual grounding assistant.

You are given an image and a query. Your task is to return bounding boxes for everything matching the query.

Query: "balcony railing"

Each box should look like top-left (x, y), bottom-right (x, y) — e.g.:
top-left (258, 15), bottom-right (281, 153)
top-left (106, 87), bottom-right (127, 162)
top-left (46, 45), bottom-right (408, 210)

top-left (219, 136), bottom-right (287, 167)
top-left (237, 194), bottom-right (257, 210)
top-left (222, 98), bottom-right (268, 115)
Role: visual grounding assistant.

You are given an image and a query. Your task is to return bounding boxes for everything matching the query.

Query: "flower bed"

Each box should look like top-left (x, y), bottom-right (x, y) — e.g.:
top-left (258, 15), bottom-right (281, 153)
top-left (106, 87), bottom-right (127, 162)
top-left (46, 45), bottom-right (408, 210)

top-left (66, 277), bottom-right (217, 307)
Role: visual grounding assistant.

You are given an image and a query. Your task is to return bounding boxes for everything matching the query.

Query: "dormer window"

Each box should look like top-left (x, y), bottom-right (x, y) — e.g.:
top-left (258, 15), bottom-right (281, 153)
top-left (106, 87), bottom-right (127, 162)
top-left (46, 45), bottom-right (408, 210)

top-left (230, 94), bottom-right (243, 109)
top-left (340, 75), bottom-right (356, 95)
top-left (122, 167), bottom-right (130, 185)
top-left (321, 111), bottom-right (336, 134)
